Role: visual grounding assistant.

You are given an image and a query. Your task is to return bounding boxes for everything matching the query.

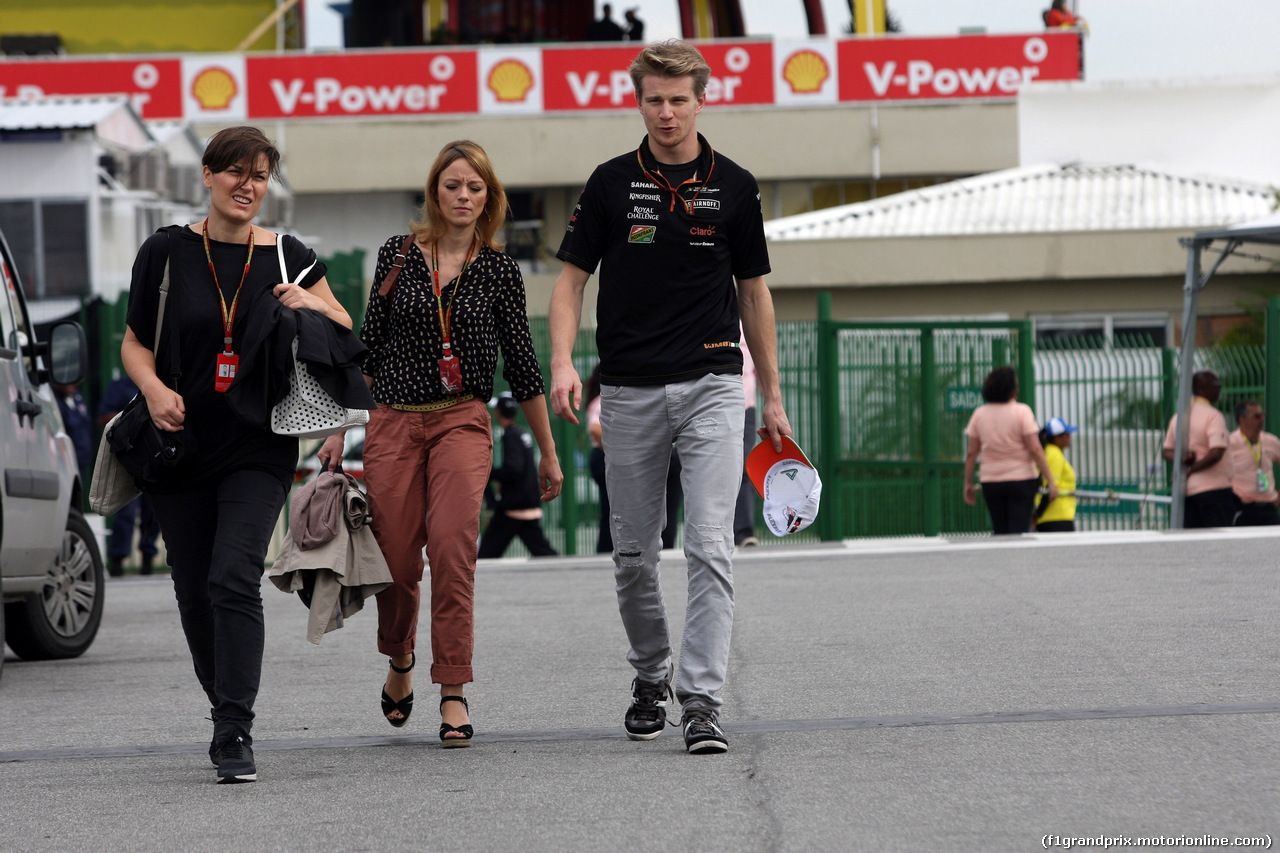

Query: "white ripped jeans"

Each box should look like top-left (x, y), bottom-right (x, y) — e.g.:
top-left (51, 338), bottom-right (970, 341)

top-left (599, 372), bottom-right (745, 710)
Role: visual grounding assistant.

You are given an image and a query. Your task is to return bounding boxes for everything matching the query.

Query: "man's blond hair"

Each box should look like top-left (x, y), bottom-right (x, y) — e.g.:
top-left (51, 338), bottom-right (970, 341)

top-left (629, 39), bottom-right (711, 99)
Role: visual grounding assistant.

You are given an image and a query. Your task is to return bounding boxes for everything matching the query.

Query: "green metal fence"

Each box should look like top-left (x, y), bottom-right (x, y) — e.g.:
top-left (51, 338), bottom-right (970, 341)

top-left (1033, 336), bottom-right (1265, 531)
top-left (810, 300), bottom-right (1034, 539)
top-left (504, 318), bottom-right (1269, 549)
top-left (85, 277), bottom-right (1278, 547)
top-left (1033, 336), bottom-right (1173, 530)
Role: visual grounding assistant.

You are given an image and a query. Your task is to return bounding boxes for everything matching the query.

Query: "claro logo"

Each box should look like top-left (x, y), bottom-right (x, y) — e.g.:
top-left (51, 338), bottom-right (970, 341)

top-left (689, 226), bottom-right (716, 236)
top-left (863, 37), bottom-right (1050, 97)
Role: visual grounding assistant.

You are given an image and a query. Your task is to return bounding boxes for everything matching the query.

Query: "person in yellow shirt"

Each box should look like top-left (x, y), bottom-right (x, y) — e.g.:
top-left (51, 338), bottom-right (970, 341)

top-left (1035, 417), bottom-right (1078, 532)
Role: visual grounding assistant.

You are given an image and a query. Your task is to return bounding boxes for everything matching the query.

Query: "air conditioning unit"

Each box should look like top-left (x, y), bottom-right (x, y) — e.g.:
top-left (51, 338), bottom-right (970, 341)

top-left (167, 164), bottom-right (205, 205)
top-left (125, 150), bottom-right (169, 195)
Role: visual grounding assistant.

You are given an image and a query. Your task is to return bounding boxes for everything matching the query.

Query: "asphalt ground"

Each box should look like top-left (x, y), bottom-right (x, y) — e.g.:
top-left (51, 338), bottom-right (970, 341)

top-left (2, 528), bottom-right (1279, 852)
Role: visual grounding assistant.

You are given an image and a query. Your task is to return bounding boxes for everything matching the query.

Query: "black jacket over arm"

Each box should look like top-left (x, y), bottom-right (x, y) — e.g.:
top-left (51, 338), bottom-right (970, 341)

top-left (225, 288), bottom-right (376, 428)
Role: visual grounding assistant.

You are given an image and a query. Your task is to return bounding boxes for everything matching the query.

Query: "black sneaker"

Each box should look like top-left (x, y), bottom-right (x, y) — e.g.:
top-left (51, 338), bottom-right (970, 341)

top-left (681, 708), bottom-right (729, 754)
top-left (214, 735), bottom-right (257, 784)
top-left (624, 675), bottom-right (672, 741)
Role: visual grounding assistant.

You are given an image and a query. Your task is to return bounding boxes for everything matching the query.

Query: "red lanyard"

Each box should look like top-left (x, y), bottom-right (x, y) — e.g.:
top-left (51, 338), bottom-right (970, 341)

top-left (636, 144), bottom-right (717, 214)
top-left (201, 218), bottom-right (254, 354)
top-left (430, 236), bottom-right (477, 353)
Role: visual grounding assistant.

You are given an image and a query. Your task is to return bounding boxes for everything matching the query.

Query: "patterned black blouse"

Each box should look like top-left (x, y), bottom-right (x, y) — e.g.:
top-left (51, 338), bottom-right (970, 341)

top-left (360, 235), bottom-right (545, 406)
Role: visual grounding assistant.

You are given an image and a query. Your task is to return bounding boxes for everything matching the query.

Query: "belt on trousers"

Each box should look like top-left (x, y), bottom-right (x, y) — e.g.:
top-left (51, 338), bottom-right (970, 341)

top-left (388, 393), bottom-right (475, 413)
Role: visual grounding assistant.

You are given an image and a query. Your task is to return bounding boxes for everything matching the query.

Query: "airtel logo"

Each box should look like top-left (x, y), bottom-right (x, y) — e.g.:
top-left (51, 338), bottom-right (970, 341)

top-left (689, 225), bottom-right (717, 236)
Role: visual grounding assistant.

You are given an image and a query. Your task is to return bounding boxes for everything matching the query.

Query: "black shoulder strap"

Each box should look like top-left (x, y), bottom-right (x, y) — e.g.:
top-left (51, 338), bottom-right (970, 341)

top-left (155, 228), bottom-right (181, 389)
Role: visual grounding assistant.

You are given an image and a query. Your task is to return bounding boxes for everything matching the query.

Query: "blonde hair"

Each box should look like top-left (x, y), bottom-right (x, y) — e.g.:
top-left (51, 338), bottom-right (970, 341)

top-left (629, 39), bottom-right (711, 99)
top-left (410, 140), bottom-right (508, 251)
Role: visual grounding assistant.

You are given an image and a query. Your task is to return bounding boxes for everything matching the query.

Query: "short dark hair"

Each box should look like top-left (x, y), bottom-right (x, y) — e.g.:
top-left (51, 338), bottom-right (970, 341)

top-left (202, 126), bottom-right (281, 183)
top-left (1236, 399), bottom-right (1261, 424)
top-left (1192, 369), bottom-right (1221, 395)
top-left (629, 39), bottom-right (710, 99)
top-left (981, 366), bottom-right (1018, 403)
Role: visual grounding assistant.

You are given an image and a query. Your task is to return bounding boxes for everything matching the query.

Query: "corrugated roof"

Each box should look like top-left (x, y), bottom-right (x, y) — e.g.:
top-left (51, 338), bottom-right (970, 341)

top-left (764, 163), bottom-right (1278, 241)
top-left (0, 94), bottom-right (134, 131)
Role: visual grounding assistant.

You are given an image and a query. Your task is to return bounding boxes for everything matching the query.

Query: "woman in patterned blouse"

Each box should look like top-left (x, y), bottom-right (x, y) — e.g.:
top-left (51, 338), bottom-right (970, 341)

top-left (319, 140), bottom-right (562, 747)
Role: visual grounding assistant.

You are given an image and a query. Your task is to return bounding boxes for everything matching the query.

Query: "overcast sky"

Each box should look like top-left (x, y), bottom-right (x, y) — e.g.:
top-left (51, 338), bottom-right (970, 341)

top-left (307, 1), bottom-right (1280, 84)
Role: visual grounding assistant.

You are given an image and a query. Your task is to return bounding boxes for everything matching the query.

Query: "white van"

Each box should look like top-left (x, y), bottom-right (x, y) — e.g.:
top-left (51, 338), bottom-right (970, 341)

top-left (0, 226), bottom-right (101, 680)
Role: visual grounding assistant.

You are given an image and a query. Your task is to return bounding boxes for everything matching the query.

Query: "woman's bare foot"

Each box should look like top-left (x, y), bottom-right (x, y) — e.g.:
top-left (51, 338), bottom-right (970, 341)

top-left (440, 685), bottom-right (470, 738)
top-left (383, 654), bottom-right (414, 724)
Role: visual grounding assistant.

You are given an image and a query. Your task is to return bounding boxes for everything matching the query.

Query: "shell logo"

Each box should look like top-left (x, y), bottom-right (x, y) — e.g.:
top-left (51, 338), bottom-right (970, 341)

top-left (487, 59), bottom-right (534, 103)
top-left (192, 67), bottom-right (238, 110)
top-left (782, 50), bottom-right (829, 94)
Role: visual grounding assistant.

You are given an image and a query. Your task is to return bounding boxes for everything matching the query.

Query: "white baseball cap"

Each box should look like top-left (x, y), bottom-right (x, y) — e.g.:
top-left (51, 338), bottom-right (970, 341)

top-left (745, 436), bottom-right (822, 536)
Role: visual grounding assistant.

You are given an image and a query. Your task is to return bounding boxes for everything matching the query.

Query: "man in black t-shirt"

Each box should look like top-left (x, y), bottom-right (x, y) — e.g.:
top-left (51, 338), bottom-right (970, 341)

top-left (549, 39), bottom-right (792, 755)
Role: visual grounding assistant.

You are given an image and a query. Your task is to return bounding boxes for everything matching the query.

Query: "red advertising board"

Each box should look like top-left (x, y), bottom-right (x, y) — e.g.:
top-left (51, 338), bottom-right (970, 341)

top-left (694, 41), bottom-right (774, 106)
top-left (0, 34), bottom-right (1081, 122)
top-left (541, 45), bottom-right (637, 111)
top-left (0, 57), bottom-right (184, 119)
top-left (248, 50), bottom-right (478, 118)
top-left (838, 32), bottom-right (1080, 101)
top-left (540, 41), bottom-right (772, 112)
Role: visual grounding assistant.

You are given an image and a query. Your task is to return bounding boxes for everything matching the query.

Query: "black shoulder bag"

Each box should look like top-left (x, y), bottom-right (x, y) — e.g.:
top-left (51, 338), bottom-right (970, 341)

top-left (107, 239), bottom-right (198, 487)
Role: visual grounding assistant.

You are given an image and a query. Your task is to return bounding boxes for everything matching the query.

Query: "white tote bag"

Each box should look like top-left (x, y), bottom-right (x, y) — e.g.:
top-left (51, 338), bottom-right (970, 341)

top-left (270, 241), bottom-right (370, 439)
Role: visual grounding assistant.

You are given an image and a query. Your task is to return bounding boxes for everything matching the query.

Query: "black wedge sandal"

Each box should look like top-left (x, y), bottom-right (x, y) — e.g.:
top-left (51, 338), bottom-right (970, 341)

top-left (380, 652), bottom-right (415, 728)
top-left (439, 695), bottom-right (474, 748)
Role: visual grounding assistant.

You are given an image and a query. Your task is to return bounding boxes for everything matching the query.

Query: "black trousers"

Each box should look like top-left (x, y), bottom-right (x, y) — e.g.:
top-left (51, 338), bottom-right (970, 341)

top-left (590, 446), bottom-right (612, 553)
top-left (1234, 500), bottom-right (1280, 526)
top-left (478, 511), bottom-right (557, 558)
top-left (981, 478), bottom-right (1040, 535)
top-left (150, 467), bottom-right (289, 744)
top-left (1036, 519), bottom-right (1076, 532)
top-left (734, 406), bottom-right (757, 544)
top-left (1184, 487), bottom-right (1237, 529)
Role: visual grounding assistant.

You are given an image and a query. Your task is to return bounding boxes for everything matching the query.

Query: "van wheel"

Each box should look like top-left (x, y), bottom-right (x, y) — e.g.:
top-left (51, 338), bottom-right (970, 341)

top-left (4, 509), bottom-right (104, 660)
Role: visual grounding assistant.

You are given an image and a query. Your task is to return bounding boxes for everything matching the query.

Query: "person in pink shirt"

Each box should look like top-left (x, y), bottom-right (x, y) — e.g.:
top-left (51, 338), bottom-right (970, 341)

top-left (963, 366), bottom-right (1057, 534)
top-left (1228, 399), bottom-right (1280, 526)
top-left (1163, 370), bottom-right (1236, 528)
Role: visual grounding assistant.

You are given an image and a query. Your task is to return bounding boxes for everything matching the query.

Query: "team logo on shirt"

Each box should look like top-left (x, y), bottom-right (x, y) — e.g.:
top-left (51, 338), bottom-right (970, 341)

top-left (628, 225), bottom-right (655, 243)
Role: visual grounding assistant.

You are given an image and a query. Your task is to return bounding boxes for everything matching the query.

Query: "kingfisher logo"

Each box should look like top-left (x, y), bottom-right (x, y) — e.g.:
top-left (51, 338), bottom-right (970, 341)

top-left (628, 225), bottom-right (655, 243)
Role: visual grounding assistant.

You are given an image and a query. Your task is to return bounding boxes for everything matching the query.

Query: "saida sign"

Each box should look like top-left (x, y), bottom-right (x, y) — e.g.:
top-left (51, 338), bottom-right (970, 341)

top-left (945, 387), bottom-right (984, 412)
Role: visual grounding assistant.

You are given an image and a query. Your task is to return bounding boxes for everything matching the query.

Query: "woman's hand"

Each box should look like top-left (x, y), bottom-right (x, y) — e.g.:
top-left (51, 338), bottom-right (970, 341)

top-left (538, 452), bottom-right (564, 502)
top-left (273, 281), bottom-right (327, 313)
top-left (144, 385), bottom-right (185, 432)
top-left (317, 433), bottom-right (346, 472)
top-left (963, 482), bottom-right (977, 506)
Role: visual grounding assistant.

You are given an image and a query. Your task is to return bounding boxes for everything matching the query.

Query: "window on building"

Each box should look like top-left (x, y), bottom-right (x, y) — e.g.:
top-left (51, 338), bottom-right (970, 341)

top-left (1033, 314), bottom-right (1170, 349)
top-left (0, 199), bottom-right (90, 299)
top-left (765, 176), bottom-right (958, 219)
top-left (41, 202), bottom-right (90, 298)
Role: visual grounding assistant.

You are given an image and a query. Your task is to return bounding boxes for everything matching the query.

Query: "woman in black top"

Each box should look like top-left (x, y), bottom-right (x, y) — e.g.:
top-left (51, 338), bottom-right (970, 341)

top-left (318, 140), bottom-right (562, 747)
top-left (122, 126), bottom-right (353, 784)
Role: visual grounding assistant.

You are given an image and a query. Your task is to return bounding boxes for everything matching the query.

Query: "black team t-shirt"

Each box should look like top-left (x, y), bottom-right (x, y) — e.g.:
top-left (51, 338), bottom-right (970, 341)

top-left (556, 133), bottom-right (770, 386)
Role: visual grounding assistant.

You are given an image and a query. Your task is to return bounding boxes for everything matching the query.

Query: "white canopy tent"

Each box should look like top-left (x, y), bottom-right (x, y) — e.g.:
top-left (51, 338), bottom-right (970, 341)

top-left (1170, 212), bottom-right (1280, 527)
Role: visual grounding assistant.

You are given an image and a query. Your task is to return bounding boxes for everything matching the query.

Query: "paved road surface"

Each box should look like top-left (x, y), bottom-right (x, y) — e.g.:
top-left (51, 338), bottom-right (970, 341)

top-left (2, 529), bottom-right (1278, 851)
